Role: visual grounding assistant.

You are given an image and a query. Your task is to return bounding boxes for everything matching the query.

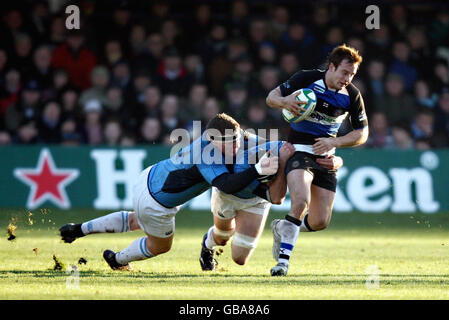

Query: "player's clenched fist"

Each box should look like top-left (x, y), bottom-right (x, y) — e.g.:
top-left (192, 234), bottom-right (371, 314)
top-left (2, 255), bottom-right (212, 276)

top-left (255, 152), bottom-right (279, 176)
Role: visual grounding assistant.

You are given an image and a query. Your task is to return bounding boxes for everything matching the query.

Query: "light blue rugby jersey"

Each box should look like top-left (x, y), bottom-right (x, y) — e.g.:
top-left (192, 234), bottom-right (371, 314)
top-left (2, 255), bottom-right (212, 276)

top-left (148, 133), bottom-right (229, 208)
top-left (231, 140), bottom-right (284, 199)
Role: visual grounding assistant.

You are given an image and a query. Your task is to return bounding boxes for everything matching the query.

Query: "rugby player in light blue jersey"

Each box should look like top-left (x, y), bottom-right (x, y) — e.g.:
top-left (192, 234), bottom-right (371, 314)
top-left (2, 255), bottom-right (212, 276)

top-left (59, 113), bottom-right (279, 270)
top-left (266, 44), bottom-right (368, 276)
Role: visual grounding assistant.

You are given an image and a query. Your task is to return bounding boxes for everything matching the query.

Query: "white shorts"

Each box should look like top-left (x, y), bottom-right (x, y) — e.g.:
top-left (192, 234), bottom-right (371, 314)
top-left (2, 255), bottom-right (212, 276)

top-left (133, 166), bottom-right (181, 238)
top-left (211, 187), bottom-right (271, 220)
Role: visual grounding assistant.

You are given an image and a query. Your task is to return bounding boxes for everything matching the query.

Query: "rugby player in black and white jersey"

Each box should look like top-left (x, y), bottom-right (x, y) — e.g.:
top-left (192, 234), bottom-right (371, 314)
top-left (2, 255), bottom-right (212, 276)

top-left (265, 44), bottom-right (369, 276)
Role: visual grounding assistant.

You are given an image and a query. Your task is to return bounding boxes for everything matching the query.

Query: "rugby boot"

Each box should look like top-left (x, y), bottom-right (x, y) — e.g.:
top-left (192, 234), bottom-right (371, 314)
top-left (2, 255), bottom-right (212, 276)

top-left (59, 223), bottom-right (84, 243)
top-left (103, 250), bottom-right (132, 271)
top-left (270, 219), bottom-right (282, 261)
top-left (199, 233), bottom-right (217, 271)
top-left (270, 262), bottom-right (289, 276)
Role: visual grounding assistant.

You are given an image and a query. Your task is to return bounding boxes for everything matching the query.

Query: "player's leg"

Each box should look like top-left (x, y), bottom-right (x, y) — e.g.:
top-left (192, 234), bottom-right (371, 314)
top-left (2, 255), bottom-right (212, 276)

top-left (231, 208), bottom-right (268, 265)
top-left (104, 213), bottom-right (176, 270)
top-left (302, 180), bottom-right (336, 232)
top-left (200, 188), bottom-right (236, 271)
top-left (59, 210), bottom-right (140, 243)
top-left (271, 168), bottom-right (313, 276)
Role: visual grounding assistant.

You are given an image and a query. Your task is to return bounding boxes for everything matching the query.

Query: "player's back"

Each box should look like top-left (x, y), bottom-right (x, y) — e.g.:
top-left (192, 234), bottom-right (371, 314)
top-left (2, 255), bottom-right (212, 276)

top-left (148, 135), bottom-right (228, 208)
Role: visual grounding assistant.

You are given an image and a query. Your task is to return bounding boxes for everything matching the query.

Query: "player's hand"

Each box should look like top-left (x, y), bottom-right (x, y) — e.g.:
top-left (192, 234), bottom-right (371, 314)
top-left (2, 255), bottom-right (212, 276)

top-left (255, 152), bottom-right (279, 176)
top-left (282, 91), bottom-right (307, 116)
top-left (279, 142), bottom-right (295, 164)
top-left (312, 137), bottom-right (337, 155)
top-left (316, 155), bottom-right (344, 170)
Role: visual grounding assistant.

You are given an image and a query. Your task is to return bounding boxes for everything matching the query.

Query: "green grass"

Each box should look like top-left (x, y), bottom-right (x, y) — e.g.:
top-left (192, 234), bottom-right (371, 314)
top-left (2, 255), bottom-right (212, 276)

top-left (0, 208), bottom-right (448, 300)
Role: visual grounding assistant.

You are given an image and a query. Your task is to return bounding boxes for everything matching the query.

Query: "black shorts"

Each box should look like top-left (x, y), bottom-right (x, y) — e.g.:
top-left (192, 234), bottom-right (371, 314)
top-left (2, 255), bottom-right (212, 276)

top-left (285, 151), bottom-right (337, 192)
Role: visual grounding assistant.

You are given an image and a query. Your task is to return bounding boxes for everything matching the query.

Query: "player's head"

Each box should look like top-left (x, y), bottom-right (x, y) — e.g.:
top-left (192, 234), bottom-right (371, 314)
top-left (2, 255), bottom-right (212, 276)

top-left (326, 44), bottom-right (362, 90)
top-left (205, 113), bottom-right (241, 156)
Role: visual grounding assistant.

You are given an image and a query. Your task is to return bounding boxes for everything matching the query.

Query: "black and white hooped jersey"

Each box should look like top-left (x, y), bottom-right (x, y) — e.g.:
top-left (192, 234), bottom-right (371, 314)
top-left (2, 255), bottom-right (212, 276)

top-left (279, 69), bottom-right (368, 145)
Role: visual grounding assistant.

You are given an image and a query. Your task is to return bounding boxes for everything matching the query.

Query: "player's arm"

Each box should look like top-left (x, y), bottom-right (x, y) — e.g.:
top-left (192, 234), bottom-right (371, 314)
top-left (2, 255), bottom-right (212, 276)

top-left (266, 71), bottom-right (311, 116)
top-left (210, 153), bottom-right (279, 194)
top-left (265, 142), bottom-right (295, 204)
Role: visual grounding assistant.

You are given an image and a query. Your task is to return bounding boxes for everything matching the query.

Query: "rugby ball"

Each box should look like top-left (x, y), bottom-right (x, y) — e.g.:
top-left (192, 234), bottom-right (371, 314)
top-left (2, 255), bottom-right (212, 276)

top-left (282, 88), bottom-right (317, 123)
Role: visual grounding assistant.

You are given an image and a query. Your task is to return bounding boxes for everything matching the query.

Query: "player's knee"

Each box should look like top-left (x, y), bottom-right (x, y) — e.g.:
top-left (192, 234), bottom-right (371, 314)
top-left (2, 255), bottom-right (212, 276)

top-left (232, 254), bottom-right (249, 266)
top-left (309, 216), bottom-right (330, 231)
top-left (213, 227), bottom-right (234, 246)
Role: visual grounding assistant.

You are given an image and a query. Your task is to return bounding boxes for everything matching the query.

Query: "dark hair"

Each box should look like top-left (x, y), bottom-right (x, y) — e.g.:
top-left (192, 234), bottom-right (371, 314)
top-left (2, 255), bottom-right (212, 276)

top-left (327, 44), bottom-right (363, 69)
top-left (206, 113), bottom-right (240, 135)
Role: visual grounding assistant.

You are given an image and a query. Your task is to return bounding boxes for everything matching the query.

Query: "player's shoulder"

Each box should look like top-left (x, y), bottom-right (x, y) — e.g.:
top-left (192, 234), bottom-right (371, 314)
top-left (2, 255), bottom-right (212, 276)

top-left (291, 68), bottom-right (325, 80)
top-left (346, 82), bottom-right (361, 96)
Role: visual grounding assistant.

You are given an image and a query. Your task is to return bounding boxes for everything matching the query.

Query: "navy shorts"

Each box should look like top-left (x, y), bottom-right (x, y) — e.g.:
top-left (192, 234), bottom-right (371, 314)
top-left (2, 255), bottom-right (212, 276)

top-left (285, 151), bottom-right (337, 192)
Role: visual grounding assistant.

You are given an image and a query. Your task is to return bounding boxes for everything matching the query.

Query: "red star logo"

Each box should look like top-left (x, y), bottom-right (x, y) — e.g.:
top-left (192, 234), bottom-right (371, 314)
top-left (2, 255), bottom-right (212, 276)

top-left (14, 149), bottom-right (79, 209)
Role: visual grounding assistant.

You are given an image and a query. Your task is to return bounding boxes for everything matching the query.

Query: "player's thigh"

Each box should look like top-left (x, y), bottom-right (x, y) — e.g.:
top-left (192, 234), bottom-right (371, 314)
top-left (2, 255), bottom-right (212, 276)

top-left (308, 184), bottom-right (336, 229)
top-left (287, 169), bottom-right (313, 209)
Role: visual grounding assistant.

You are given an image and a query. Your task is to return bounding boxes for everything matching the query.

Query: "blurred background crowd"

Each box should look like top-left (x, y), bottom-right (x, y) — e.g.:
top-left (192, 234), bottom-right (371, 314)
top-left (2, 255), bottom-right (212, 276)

top-left (0, 0), bottom-right (448, 149)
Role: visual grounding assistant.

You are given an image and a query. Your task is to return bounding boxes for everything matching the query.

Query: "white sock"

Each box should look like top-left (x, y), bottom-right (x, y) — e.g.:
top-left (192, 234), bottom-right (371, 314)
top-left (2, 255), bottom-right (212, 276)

top-left (278, 217), bottom-right (301, 266)
top-left (115, 236), bottom-right (154, 265)
top-left (299, 214), bottom-right (315, 232)
top-left (205, 226), bottom-right (217, 250)
top-left (81, 211), bottom-right (131, 235)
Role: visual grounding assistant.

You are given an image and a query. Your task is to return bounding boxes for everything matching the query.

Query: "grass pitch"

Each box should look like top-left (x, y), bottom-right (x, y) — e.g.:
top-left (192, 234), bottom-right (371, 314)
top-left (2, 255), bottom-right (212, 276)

top-left (0, 208), bottom-right (448, 300)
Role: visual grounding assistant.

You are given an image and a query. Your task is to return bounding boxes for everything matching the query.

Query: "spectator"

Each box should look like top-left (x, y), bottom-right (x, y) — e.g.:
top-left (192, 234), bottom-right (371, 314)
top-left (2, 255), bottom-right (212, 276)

top-left (390, 125), bottom-right (414, 150)
top-left (244, 99), bottom-right (268, 130)
top-left (102, 39), bottom-right (124, 68)
top-left (60, 117), bottom-right (84, 145)
top-left (366, 112), bottom-right (394, 149)
top-left (4, 80), bottom-right (41, 132)
top-left (103, 118), bottom-right (122, 146)
top-left (155, 47), bottom-right (190, 96)
top-left (139, 117), bottom-right (162, 144)
top-left (410, 109), bottom-right (435, 141)
top-left (161, 19), bottom-right (182, 48)
top-left (0, 130), bottom-right (11, 145)
top-left (120, 132), bottom-right (137, 147)
top-left (160, 94), bottom-right (182, 135)
top-left (30, 45), bottom-right (53, 89)
top-left (228, 0), bottom-right (250, 38)
top-left (433, 59), bottom-right (449, 93)
top-left (389, 40), bottom-right (417, 91)
top-left (129, 24), bottom-right (147, 57)
top-left (279, 52), bottom-right (299, 80)
top-left (224, 81), bottom-right (248, 118)
top-left (248, 18), bottom-right (268, 58)
top-left (433, 87), bottom-right (449, 147)
top-left (83, 99), bottom-right (103, 145)
top-left (201, 97), bottom-right (221, 128)
top-left (136, 85), bottom-right (162, 121)
top-left (47, 15), bottom-right (65, 47)
top-left (133, 32), bottom-right (165, 75)
top-left (11, 33), bottom-right (33, 75)
top-left (414, 80), bottom-right (438, 109)
top-left (51, 29), bottom-right (97, 89)
top-left (267, 5), bottom-right (289, 40)
top-left (179, 83), bottom-right (208, 122)
top-left (38, 100), bottom-right (62, 143)
top-left (59, 86), bottom-right (80, 118)
top-left (406, 26), bottom-right (434, 79)
top-left (79, 66), bottom-right (110, 107)
top-left (14, 120), bottom-right (39, 144)
top-left (279, 21), bottom-right (316, 68)
top-left (257, 41), bottom-right (277, 68)
top-left (0, 69), bottom-right (21, 116)
top-left (252, 65), bottom-right (279, 99)
top-left (184, 54), bottom-right (205, 83)
top-left (374, 73), bottom-right (415, 126)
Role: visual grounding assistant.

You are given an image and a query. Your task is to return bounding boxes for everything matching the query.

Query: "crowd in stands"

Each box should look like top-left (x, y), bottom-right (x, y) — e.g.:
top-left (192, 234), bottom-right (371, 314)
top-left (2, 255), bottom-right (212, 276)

top-left (0, 0), bottom-right (448, 149)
